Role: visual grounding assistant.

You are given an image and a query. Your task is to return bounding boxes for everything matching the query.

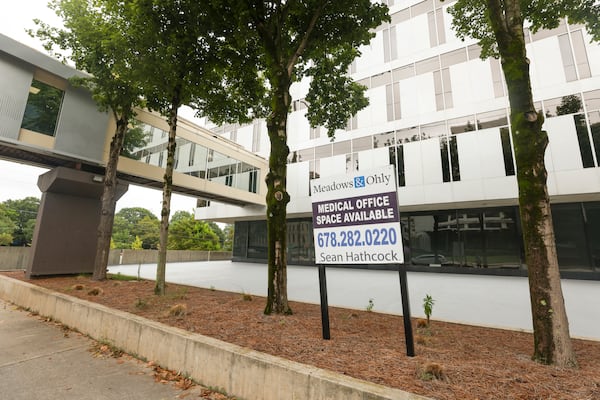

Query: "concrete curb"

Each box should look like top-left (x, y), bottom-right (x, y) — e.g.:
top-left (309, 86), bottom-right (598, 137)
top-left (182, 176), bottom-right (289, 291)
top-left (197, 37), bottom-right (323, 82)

top-left (0, 275), bottom-right (430, 400)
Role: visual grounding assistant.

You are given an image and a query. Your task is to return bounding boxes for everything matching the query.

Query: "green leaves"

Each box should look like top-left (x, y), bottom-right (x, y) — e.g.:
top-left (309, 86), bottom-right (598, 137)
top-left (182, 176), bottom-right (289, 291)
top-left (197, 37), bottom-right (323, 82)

top-left (305, 45), bottom-right (368, 138)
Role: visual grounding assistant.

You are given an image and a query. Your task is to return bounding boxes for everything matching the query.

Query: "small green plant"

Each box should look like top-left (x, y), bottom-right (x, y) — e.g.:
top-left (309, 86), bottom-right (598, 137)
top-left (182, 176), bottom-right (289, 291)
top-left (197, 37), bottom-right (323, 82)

top-left (423, 294), bottom-right (435, 326)
top-left (209, 285), bottom-right (215, 291)
top-left (366, 298), bottom-right (374, 312)
top-left (242, 293), bottom-right (253, 301)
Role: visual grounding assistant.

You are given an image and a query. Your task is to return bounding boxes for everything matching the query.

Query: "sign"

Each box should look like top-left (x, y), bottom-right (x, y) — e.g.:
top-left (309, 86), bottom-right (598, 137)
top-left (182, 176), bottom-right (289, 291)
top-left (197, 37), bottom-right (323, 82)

top-left (311, 165), bottom-right (404, 264)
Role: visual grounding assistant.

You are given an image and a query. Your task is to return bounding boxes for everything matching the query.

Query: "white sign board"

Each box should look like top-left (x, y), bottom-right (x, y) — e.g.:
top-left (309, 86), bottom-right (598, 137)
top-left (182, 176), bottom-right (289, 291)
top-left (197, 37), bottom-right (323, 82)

top-left (310, 165), bottom-right (404, 264)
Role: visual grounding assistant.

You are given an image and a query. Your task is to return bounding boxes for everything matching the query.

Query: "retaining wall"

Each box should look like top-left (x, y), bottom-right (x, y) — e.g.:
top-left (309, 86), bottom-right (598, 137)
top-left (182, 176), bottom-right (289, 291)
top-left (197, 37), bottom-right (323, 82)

top-left (0, 247), bottom-right (232, 270)
top-left (0, 274), bottom-right (429, 400)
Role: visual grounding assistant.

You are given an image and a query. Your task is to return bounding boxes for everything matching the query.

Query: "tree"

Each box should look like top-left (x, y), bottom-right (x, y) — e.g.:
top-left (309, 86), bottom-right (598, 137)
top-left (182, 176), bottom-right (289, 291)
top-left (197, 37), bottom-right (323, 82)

top-left (210, 0), bottom-right (389, 314)
top-left (0, 205), bottom-right (16, 246)
top-left (118, 0), bottom-right (260, 295)
top-left (34, 0), bottom-right (146, 280)
top-left (222, 224), bottom-right (234, 252)
top-left (1, 197), bottom-right (39, 246)
top-left (556, 95), bottom-right (583, 116)
top-left (446, 0), bottom-right (599, 366)
top-left (168, 212), bottom-right (221, 251)
top-left (112, 208), bottom-right (160, 249)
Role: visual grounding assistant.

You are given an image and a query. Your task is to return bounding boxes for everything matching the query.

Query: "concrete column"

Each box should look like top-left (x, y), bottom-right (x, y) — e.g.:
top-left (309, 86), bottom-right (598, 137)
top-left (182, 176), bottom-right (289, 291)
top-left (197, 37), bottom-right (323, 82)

top-left (26, 167), bottom-right (128, 277)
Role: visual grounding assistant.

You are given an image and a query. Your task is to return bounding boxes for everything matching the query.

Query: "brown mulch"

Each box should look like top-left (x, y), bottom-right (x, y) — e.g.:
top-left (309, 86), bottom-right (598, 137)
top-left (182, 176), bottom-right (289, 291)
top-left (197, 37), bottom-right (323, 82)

top-left (3, 270), bottom-right (600, 400)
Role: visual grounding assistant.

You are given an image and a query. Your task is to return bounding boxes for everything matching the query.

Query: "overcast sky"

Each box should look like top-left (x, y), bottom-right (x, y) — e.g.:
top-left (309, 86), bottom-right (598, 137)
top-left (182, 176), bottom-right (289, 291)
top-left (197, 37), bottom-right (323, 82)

top-left (0, 1), bottom-right (198, 218)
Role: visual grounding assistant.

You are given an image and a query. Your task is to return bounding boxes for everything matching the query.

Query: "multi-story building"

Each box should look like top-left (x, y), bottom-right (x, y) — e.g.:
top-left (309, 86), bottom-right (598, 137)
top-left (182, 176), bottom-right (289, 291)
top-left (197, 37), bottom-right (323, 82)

top-left (195, 0), bottom-right (600, 279)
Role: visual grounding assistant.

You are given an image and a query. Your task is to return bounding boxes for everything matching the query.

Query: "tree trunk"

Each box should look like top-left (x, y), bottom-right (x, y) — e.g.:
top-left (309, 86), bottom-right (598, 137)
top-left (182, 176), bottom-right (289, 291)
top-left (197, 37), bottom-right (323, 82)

top-left (264, 72), bottom-right (292, 315)
top-left (155, 99), bottom-right (179, 296)
top-left (92, 116), bottom-right (129, 281)
top-left (490, 0), bottom-right (577, 367)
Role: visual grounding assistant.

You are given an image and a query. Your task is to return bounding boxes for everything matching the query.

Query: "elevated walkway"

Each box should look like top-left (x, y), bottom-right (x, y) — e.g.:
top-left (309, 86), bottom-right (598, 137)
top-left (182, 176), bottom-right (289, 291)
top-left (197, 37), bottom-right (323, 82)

top-left (0, 33), bottom-right (267, 206)
top-left (0, 33), bottom-right (267, 276)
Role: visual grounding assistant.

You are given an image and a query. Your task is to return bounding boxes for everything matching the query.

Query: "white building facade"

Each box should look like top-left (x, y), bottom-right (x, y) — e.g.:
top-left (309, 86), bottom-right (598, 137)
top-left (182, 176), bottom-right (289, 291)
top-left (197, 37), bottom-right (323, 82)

top-left (197, 0), bottom-right (600, 279)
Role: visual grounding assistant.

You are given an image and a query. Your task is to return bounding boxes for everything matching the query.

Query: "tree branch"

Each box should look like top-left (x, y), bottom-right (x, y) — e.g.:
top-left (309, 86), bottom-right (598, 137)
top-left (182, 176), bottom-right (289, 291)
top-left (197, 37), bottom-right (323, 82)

top-left (286, 0), bottom-right (328, 77)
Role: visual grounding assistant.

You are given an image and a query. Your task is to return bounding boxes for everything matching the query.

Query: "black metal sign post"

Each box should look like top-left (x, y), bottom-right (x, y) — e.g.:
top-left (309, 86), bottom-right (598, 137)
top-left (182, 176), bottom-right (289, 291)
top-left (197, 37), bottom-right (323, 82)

top-left (398, 264), bottom-right (415, 357)
top-left (318, 264), bottom-right (331, 340)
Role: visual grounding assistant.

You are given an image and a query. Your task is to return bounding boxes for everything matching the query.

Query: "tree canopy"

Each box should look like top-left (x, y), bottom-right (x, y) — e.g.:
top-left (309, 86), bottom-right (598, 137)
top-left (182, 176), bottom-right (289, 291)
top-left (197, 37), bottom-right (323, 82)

top-left (0, 197), bottom-right (39, 246)
top-left (208, 0), bottom-right (389, 314)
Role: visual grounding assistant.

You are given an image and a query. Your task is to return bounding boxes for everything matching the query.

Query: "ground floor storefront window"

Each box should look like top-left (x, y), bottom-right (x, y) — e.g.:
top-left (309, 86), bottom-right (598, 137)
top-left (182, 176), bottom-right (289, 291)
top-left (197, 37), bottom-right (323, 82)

top-left (232, 202), bottom-right (600, 278)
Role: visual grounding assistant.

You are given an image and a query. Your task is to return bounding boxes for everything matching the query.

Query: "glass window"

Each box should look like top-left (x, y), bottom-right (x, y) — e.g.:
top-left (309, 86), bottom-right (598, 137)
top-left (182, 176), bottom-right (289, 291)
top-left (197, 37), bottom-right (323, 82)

top-left (233, 221), bottom-right (249, 258)
top-left (421, 121), bottom-right (447, 139)
top-left (571, 30), bottom-right (591, 79)
top-left (287, 219), bottom-right (315, 265)
top-left (449, 136), bottom-right (460, 181)
top-left (411, 0), bottom-right (434, 17)
top-left (396, 126), bottom-right (421, 143)
top-left (500, 127), bottom-right (516, 176)
top-left (416, 56), bottom-right (440, 75)
top-left (408, 212), bottom-right (458, 266)
top-left (552, 203), bottom-right (591, 270)
top-left (352, 136), bottom-right (372, 152)
top-left (373, 131), bottom-right (395, 148)
top-left (247, 220), bottom-right (267, 260)
top-left (332, 140), bottom-right (351, 156)
top-left (583, 202), bottom-right (600, 270)
top-left (558, 33), bottom-right (577, 82)
top-left (467, 44), bottom-right (482, 60)
top-left (252, 122), bottom-right (261, 152)
top-left (21, 79), bottom-right (64, 137)
top-left (584, 90), bottom-right (600, 111)
top-left (440, 137), bottom-right (451, 182)
top-left (434, 70), bottom-right (444, 110)
top-left (448, 115), bottom-right (476, 134)
top-left (372, 71), bottom-right (392, 88)
top-left (476, 109), bottom-right (508, 129)
top-left (441, 49), bottom-right (467, 68)
top-left (309, 159), bottom-right (320, 180)
top-left (490, 58), bottom-right (506, 98)
top-left (391, 9), bottom-right (410, 25)
top-left (531, 21), bottom-right (567, 41)
top-left (589, 111), bottom-right (600, 165)
top-left (314, 144), bottom-right (332, 159)
top-left (393, 65), bottom-right (415, 81)
top-left (574, 114), bottom-right (595, 168)
top-left (297, 148), bottom-right (314, 162)
top-left (389, 145), bottom-right (406, 187)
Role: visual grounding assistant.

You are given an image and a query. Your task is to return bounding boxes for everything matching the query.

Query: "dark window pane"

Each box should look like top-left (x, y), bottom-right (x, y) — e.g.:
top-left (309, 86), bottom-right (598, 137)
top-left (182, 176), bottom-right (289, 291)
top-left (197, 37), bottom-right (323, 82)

top-left (408, 213), bottom-right (457, 266)
top-left (449, 136), bottom-right (460, 181)
top-left (500, 127), bottom-right (516, 176)
top-left (286, 219), bottom-right (314, 265)
top-left (247, 220), bottom-right (267, 259)
top-left (583, 202), bottom-right (600, 270)
top-left (574, 114), bottom-right (594, 168)
top-left (589, 111), bottom-right (600, 164)
top-left (21, 79), bottom-right (64, 137)
top-left (552, 203), bottom-right (591, 271)
top-left (440, 137), bottom-right (451, 182)
top-left (233, 221), bottom-right (249, 258)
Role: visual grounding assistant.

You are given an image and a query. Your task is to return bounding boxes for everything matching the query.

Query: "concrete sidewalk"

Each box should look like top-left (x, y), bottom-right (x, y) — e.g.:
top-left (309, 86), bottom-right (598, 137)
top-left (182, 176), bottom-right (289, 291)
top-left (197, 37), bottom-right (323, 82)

top-left (109, 261), bottom-right (600, 341)
top-left (0, 299), bottom-right (206, 400)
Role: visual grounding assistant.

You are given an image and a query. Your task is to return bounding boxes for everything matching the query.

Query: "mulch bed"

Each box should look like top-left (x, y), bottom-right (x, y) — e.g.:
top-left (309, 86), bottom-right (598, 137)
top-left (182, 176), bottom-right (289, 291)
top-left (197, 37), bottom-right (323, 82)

top-left (3, 270), bottom-right (600, 400)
